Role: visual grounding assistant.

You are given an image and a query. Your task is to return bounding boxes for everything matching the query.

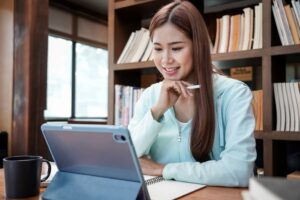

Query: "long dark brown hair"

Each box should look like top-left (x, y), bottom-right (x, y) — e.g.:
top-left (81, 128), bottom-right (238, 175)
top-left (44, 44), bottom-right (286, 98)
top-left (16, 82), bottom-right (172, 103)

top-left (149, 0), bottom-right (215, 162)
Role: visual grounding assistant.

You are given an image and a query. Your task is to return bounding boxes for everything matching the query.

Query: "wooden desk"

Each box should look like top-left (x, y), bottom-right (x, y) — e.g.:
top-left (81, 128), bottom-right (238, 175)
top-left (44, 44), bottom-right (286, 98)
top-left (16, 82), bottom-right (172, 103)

top-left (0, 169), bottom-right (244, 200)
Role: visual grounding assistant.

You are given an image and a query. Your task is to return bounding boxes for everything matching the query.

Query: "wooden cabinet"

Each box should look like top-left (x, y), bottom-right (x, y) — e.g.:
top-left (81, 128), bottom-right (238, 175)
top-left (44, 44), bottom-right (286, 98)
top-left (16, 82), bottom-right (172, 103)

top-left (108, 0), bottom-right (300, 176)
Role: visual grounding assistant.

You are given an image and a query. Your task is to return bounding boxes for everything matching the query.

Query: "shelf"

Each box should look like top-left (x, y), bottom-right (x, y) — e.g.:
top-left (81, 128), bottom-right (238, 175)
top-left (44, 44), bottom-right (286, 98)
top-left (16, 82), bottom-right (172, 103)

top-left (113, 61), bottom-right (155, 71)
top-left (113, 50), bottom-right (264, 71)
top-left (115, 0), bottom-right (156, 9)
top-left (270, 44), bottom-right (300, 56)
top-left (211, 49), bottom-right (263, 61)
top-left (204, 0), bottom-right (261, 14)
top-left (255, 131), bottom-right (300, 141)
top-left (115, 0), bottom-right (168, 11)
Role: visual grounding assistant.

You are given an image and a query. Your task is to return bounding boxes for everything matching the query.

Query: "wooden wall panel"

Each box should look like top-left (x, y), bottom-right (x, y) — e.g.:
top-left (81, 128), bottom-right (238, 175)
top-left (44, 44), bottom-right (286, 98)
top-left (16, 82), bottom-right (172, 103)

top-left (12, 0), bottom-right (48, 156)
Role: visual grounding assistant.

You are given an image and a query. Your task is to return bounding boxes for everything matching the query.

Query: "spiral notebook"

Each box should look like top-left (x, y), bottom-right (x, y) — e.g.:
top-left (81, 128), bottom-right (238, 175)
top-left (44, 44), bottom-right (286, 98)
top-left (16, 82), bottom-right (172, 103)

top-left (42, 166), bottom-right (206, 199)
top-left (144, 175), bottom-right (205, 199)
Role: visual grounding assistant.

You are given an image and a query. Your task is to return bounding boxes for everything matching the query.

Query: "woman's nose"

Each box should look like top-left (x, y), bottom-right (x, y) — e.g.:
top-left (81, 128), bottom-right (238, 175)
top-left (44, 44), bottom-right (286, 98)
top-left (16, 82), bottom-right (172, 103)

top-left (161, 52), bottom-right (173, 66)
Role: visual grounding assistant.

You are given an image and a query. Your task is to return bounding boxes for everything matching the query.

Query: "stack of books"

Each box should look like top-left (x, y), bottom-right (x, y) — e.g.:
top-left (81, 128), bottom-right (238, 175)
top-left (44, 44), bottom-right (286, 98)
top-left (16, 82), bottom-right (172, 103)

top-left (213, 3), bottom-right (263, 53)
top-left (114, 84), bottom-right (144, 127)
top-left (273, 82), bottom-right (300, 131)
top-left (272, 0), bottom-right (300, 46)
top-left (242, 177), bottom-right (300, 200)
top-left (117, 28), bottom-right (153, 64)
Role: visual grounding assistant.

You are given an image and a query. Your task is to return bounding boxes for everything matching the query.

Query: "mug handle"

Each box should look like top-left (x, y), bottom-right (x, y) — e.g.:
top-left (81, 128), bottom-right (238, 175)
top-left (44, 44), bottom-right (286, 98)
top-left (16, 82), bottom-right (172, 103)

top-left (41, 159), bottom-right (52, 182)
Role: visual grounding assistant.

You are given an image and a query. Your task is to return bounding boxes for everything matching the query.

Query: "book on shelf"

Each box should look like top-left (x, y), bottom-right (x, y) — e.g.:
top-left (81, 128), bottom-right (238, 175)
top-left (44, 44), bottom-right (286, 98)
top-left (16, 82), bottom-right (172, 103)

top-left (130, 28), bottom-right (150, 63)
top-left (213, 18), bottom-right (221, 54)
top-left (238, 13), bottom-right (245, 50)
top-left (273, 3), bottom-right (288, 45)
top-left (253, 3), bottom-right (262, 49)
top-left (252, 90), bottom-right (263, 131)
top-left (117, 28), bottom-right (152, 64)
top-left (273, 82), bottom-right (300, 132)
top-left (274, 83), bottom-right (282, 131)
top-left (218, 15), bottom-right (230, 53)
top-left (126, 28), bottom-right (144, 63)
top-left (117, 31), bottom-right (136, 64)
top-left (140, 39), bottom-right (153, 62)
top-left (291, 0), bottom-right (300, 29)
top-left (213, 3), bottom-right (262, 53)
top-left (273, 0), bottom-right (295, 45)
top-left (228, 14), bottom-right (241, 52)
top-left (291, 6), bottom-right (300, 40)
top-left (114, 84), bottom-right (144, 127)
top-left (242, 177), bottom-right (300, 200)
top-left (284, 4), bottom-right (300, 44)
top-left (242, 7), bottom-right (254, 50)
top-left (144, 175), bottom-right (205, 200)
top-left (230, 66), bottom-right (253, 81)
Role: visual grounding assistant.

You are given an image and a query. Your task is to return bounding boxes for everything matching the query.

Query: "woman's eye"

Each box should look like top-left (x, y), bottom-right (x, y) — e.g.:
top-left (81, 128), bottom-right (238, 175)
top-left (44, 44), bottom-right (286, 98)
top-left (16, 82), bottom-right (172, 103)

top-left (172, 47), bottom-right (183, 51)
top-left (154, 48), bottom-right (162, 52)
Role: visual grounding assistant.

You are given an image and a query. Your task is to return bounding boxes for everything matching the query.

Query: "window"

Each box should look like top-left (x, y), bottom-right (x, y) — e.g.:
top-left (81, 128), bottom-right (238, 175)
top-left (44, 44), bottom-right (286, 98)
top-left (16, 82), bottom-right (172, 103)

top-left (75, 43), bottom-right (108, 118)
top-left (45, 36), bottom-right (72, 118)
top-left (45, 35), bottom-right (108, 119)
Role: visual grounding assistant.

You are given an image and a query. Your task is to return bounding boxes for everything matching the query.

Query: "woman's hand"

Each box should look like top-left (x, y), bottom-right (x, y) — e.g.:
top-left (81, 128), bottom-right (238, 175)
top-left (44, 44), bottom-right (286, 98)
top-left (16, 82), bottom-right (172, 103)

top-left (151, 80), bottom-right (193, 120)
top-left (139, 156), bottom-right (165, 176)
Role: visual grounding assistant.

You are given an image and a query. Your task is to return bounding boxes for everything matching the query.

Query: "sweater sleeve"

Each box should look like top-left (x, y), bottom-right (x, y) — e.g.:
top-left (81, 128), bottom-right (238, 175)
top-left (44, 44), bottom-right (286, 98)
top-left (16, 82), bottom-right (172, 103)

top-left (128, 85), bottom-right (164, 157)
top-left (162, 83), bottom-right (256, 187)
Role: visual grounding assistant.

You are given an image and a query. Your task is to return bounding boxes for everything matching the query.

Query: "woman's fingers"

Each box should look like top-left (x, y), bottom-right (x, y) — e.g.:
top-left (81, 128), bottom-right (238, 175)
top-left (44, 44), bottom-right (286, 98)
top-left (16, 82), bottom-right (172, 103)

top-left (177, 81), bottom-right (189, 98)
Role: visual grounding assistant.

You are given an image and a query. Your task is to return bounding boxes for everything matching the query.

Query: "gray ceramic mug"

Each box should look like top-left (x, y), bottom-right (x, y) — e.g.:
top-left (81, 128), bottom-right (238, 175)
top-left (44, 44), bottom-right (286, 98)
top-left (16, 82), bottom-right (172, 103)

top-left (3, 155), bottom-right (51, 198)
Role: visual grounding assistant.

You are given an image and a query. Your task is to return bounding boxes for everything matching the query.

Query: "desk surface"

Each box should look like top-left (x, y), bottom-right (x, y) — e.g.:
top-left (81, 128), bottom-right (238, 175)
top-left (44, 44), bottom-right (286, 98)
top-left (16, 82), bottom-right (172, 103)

top-left (0, 169), bottom-right (244, 200)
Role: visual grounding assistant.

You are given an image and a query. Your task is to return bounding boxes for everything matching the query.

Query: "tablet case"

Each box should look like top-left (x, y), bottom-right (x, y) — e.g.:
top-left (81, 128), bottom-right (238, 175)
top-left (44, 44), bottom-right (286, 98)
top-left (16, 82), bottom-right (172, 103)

top-left (41, 123), bottom-right (149, 200)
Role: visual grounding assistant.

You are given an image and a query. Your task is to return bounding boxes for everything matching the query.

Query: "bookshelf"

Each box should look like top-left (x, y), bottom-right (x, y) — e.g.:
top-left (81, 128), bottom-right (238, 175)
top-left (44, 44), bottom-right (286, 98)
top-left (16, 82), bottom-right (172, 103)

top-left (108, 0), bottom-right (300, 176)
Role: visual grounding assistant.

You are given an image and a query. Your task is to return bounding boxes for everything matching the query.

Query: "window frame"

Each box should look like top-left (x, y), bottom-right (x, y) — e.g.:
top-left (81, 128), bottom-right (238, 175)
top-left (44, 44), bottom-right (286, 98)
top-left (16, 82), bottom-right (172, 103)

top-left (46, 25), bottom-right (108, 122)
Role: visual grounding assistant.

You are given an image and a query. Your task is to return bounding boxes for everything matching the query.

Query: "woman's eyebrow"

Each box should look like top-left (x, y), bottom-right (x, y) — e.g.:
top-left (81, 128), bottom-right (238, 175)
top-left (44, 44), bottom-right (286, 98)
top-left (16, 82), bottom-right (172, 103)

top-left (153, 41), bottom-right (185, 45)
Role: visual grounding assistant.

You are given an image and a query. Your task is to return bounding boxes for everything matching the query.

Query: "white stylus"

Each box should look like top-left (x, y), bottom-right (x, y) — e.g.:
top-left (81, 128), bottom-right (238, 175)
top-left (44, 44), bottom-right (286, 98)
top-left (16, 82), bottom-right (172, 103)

top-left (186, 84), bottom-right (201, 90)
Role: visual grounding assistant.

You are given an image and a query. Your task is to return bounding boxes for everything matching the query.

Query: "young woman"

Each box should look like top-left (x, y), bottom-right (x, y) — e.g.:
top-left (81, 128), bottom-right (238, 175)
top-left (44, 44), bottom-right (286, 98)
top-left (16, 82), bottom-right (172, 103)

top-left (128, 0), bottom-right (256, 187)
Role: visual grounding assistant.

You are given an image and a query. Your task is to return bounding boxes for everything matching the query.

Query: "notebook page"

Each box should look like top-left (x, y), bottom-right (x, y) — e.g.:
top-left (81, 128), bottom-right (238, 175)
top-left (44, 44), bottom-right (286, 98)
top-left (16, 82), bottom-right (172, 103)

top-left (144, 175), bottom-right (206, 200)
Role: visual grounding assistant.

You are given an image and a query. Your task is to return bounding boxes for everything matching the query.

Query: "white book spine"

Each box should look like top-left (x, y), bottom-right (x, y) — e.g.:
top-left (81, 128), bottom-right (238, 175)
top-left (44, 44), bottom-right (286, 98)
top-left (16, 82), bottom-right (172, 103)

top-left (141, 40), bottom-right (153, 62)
top-left (242, 8), bottom-right (252, 50)
top-left (130, 29), bottom-right (150, 63)
top-left (125, 29), bottom-right (143, 63)
top-left (292, 0), bottom-right (300, 29)
top-left (290, 82), bottom-right (299, 131)
top-left (213, 18), bottom-right (220, 54)
top-left (273, 1), bottom-right (289, 45)
top-left (293, 82), bottom-right (300, 131)
top-left (276, 0), bottom-right (294, 45)
top-left (238, 14), bottom-right (245, 50)
top-left (286, 83), bottom-right (295, 131)
top-left (219, 15), bottom-right (230, 53)
top-left (274, 83), bottom-right (282, 131)
top-left (253, 4), bottom-right (260, 49)
top-left (248, 8), bottom-right (254, 50)
top-left (258, 3), bottom-right (263, 48)
top-left (278, 83), bottom-right (286, 131)
top-left (282, 83), bottom-right (290, 131)
top-left (117, 32), bottom-right (135, 64)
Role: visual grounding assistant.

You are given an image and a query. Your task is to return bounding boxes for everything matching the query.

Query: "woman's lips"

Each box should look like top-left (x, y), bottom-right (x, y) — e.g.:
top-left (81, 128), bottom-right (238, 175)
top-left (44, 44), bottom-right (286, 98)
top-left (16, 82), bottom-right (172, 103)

top-left (163, 67), bottom-right (180, 76)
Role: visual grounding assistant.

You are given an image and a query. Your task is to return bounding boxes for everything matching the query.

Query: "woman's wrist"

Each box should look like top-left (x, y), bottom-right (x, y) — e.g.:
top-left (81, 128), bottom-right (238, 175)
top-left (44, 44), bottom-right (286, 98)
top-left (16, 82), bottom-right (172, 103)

top-left (151, 105), bottom-right (166, 121)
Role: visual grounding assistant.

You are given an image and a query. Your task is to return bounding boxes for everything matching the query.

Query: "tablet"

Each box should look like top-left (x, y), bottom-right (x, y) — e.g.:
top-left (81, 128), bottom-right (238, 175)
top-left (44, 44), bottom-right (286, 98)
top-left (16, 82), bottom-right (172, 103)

top-left (41, 123), bottom-right (149, 200)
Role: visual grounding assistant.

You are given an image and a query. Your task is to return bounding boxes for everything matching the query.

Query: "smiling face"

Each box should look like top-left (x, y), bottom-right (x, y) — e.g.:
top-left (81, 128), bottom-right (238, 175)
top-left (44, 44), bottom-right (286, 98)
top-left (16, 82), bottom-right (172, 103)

top-left (152, 23), bottom-right (194, 81)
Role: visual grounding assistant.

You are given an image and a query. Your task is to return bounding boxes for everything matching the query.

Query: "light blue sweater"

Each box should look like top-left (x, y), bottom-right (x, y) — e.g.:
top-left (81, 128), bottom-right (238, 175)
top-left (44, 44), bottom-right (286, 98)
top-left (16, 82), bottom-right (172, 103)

top-left (128, 74), bottom-right (256, 187)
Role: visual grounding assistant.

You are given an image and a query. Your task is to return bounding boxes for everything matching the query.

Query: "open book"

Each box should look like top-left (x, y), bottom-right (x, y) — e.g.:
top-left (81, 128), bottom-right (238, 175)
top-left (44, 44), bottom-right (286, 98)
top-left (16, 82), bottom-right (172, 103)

top-left (144, 175), bottom-right (206, 200)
